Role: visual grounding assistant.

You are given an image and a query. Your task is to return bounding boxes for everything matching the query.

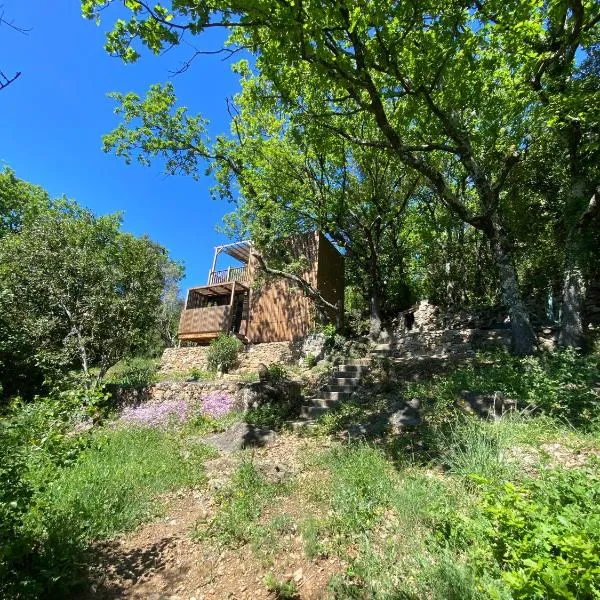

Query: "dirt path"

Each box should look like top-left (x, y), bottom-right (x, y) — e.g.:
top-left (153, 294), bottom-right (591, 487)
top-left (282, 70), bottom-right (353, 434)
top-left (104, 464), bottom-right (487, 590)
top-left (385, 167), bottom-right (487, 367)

top-left (85, 435), bottom-right (341, 600)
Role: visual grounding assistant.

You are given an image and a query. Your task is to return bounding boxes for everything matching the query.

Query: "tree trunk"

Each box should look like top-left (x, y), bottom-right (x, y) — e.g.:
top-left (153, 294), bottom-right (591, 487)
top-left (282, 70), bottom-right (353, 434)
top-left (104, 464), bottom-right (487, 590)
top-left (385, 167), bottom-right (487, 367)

top-left (490, 229), bottom-right (537, 355)
top-left (558, 231), bottom-right (587, 349)
top-left (369, 291), bottom-right (382, 340)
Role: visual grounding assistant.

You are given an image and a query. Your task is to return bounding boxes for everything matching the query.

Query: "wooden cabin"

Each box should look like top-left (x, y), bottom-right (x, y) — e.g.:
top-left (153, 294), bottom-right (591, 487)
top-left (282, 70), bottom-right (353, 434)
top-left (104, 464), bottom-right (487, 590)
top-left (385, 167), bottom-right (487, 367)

top-left (178, 232), bottom-right (344, 344)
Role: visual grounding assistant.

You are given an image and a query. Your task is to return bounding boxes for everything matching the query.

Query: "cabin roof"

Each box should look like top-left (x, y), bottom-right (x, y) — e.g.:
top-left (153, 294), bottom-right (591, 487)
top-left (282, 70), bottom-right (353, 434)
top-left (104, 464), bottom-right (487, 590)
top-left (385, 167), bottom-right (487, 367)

top-left (215, 240), bottom-right (252, 263)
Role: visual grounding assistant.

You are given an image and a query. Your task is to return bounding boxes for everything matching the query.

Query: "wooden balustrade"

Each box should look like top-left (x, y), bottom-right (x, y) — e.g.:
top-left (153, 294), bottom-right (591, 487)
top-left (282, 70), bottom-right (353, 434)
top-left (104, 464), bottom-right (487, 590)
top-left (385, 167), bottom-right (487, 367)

top-left (178, 305), bottom-right (231, 335)
top-left (208, 266), bottom-right (249, 285)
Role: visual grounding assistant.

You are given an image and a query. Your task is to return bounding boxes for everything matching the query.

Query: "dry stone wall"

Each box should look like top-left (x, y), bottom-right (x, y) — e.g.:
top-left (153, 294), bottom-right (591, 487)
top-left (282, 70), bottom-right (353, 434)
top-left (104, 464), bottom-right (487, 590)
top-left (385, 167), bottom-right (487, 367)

top-left (383, 329), bottom-right (511, 359)
top-left (160, 341), bottom-right (298, 376)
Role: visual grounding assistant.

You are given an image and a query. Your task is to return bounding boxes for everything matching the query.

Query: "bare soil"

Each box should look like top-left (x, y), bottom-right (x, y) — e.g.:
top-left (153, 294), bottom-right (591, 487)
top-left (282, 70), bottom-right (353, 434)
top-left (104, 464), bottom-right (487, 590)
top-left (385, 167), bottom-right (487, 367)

top-left (85, 434), bottom-right (341, 600)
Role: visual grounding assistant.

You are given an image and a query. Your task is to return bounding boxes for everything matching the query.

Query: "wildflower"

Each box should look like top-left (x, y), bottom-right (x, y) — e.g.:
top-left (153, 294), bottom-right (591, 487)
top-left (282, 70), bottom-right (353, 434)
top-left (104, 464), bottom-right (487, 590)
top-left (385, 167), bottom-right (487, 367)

top-left (201, 392), bottom-right (236, 418)
top-left (120, 399), bottom-right (189, 428)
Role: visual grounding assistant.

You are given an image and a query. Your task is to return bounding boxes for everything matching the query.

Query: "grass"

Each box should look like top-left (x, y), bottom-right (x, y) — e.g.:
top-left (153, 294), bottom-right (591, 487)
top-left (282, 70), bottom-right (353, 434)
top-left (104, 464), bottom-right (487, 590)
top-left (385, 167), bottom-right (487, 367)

top-left (193, 459), bottom-right (293, 549)
top-left (2, 410), bottom-right (216, 598)
top-left (3, 346), bottom-right (599, 598)
top-left (35, 427), bottom-right (214, 539)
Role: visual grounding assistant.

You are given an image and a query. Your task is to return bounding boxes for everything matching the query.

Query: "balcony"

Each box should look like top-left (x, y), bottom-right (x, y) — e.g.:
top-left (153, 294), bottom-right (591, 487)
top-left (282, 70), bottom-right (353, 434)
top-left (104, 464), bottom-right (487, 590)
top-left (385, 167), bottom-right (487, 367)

top-left (208, 265), bottom-right (250, 285)
top-left (178, 305), bottom-right (231, 339)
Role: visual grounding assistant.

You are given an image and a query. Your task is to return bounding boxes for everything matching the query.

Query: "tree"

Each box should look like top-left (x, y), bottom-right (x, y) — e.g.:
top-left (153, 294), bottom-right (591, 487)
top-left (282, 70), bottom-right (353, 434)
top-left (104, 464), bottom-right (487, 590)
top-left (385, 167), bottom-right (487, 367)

top-left (0, 171), bottom-right (182, 397)
top-left (0, 6), bottom-right (26, 91)
top-left (83, 0), bottom-right (600, 354)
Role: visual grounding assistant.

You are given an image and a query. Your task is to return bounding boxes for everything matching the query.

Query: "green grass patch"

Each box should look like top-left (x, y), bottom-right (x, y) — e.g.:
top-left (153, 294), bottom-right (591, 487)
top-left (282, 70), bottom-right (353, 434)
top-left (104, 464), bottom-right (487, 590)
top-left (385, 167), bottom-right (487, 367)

top-left (2, 416), bottom-right (214, 598)
top-left (194, 459), bottom-right (293, 548)
top-left (34, 427), bottom-right (213, 539)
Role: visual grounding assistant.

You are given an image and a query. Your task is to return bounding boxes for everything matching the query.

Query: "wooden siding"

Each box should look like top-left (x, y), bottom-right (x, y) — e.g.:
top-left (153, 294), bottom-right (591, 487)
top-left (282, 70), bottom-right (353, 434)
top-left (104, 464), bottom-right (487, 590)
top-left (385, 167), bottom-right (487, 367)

top-left (178, 305), bottom-right (231, 336)
top-left (246, 233), bottom-right (320, 343)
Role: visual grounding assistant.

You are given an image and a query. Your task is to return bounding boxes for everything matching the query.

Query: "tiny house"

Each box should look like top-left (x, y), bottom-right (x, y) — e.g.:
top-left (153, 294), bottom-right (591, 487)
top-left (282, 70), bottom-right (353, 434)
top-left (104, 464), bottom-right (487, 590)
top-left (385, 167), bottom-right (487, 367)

top-left (178, 232), bottom-right (344, 344)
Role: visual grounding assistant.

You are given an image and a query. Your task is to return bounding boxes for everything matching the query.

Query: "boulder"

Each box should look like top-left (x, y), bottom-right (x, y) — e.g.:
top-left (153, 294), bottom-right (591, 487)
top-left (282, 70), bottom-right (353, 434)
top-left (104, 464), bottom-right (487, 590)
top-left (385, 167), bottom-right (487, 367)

top-left (202, 422), bottom-right (277, 454)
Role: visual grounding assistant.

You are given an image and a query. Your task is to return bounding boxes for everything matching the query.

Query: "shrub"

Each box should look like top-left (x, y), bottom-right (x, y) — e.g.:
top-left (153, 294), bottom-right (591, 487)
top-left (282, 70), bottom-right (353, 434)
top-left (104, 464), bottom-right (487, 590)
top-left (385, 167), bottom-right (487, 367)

top-left (304, 353), bottom-right (317, 368)
top-left (188, 367), bottom-right (211, 381)
top-left (267, 362), bottom-right (287, 382)
top-left (245, 402), bottom-right (294, 430)
top-left (206, 334), bottom-right (243, 373)
top-left (264, 573), bottom-right (299, 599)
top-left (478, 467), bottom-right (600, 599)
top-left (105, 357), bottom-right (159, 388)
top-left (0, 386), bottom-right (107, 597)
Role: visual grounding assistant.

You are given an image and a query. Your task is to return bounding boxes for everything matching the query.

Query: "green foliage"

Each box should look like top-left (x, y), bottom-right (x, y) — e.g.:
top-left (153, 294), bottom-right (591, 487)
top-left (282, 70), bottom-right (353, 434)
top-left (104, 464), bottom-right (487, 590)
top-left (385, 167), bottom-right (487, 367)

top-left (206, 333), bottom-right (243, 373)
top-left (245, 401), bottom-right (294, 431)
top-left (442, 420), bottom-right (515, 485)
top-left (303, 353), bottom-right (317, 368)
top-left (266, 362), bottom-right (287, 382)
top-left (408, 349), bottom-right (600, 435)
top-left (0, 170), bottom-right (182, 397)
top-left (478, 468), bottom-right (600, 599)
top-left (35, 428), bottom-right (211, 539)
top-left (188, 366), bottom-right (212, 381)
top-left (264, 572), bottom-right (299, 599)
top-left (105, 356), bottom-right (159, 387)
top-left (0, 402), bottom-right (213, 598)
top-left (195, 460), bottom-right (291, 547)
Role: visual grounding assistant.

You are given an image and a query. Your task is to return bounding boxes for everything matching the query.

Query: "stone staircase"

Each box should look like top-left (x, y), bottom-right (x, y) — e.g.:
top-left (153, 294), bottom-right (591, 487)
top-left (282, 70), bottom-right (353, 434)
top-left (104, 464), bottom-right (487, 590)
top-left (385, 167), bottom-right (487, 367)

top-left (290, 358), bottom-right (371, 428)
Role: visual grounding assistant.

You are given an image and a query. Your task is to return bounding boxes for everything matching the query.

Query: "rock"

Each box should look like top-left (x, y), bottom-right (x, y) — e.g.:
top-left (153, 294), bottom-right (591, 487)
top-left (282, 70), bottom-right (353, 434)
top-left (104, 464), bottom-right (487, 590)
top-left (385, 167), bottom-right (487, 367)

top-left (257, 363), bottom-right (269, 382)
top-left (202, 422), bottom-right (277, 454)
top-left (460, 390), bottom-right (517, 419)
top-left (388, 407), bottom-right (421, 428)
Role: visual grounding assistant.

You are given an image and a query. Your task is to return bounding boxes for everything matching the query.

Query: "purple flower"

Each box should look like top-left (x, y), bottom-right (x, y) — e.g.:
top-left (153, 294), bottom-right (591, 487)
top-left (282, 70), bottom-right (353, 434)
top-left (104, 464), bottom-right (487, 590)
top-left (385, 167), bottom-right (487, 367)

top-left (120, 399), bottom-right (189, 428)
top-left (200, 392), bottom-right (236, 418)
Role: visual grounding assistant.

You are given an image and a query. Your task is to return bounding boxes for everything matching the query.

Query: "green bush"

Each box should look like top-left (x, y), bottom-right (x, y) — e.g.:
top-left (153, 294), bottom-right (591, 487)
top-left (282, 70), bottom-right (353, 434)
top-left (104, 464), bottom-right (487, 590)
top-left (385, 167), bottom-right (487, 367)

top-left (304, 353), bottom-right (318, 368)
top-left (267, 362), bottom-right (287, 382)
top-left (0, 392), bottom-right (213, 598)
top-left (245, 402), bottom-right (294, 430)
top-left (407, 348), bottom-right (600, 435)
top-left (478, 468), bottom-right (600, 599)
top-left (206, 334), bottom-right (243, 373)
top-left (188, 366), bottom-right (212, 381)
top-left (0, 387), bottom-right (107, 598)
top-left (105, 356), bottom-right (159, 387)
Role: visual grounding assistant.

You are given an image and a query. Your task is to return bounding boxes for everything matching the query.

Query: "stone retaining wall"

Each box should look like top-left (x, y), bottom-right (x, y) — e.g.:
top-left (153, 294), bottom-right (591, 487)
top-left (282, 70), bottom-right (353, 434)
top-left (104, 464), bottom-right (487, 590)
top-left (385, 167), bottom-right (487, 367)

top-left (383, 329), bottom-right (511, 359)
top-left (382, 327), bottom-right (556, 359)
top-left (109, 378), bottom-right (302, 412)
top-left (160, 341), bottom-right (300, 375)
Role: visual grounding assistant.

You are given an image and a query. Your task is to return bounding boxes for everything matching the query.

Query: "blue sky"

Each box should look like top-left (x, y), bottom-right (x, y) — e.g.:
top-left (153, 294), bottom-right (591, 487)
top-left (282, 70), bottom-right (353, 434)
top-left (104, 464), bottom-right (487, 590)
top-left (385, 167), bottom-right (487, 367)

top-left (0, 2), bottom-right (243, 291)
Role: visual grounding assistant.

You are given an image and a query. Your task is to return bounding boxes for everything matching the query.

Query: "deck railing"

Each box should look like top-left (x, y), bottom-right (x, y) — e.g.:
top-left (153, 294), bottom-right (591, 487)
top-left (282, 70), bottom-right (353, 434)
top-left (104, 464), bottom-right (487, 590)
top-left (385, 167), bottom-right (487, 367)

top-left (178, 305), bottom-right (231, 335)
top-left (208, 266), bottom-right (250, 285)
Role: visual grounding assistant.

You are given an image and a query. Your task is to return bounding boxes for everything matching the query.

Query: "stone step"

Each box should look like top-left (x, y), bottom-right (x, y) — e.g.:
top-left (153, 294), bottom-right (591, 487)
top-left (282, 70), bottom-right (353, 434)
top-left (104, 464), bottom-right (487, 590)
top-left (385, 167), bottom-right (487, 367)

top-left (288, 418), bottom-right (317, 431)
top-left (319, 390), bottom-right (353, 401)
top-left (334, 365), bottom-right (368, 376)
top-left (324, 383), bottom-right (358, 393)
top-left (329, 376), bottom-right (361, 386)
top-left (341, 358), bottom-right (371, 367)
top-left (304, 397), bottom-right (341, 409)
top-left (300, 405), bottom-right (331, 419)
top-left (372, 343), bottom-right (396, 352)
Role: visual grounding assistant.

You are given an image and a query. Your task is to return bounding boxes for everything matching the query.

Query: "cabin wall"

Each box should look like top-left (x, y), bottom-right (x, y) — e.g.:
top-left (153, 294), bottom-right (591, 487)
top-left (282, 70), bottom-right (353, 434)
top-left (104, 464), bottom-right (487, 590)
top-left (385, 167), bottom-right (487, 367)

top-left (246, 233), bottom-right (319, 343)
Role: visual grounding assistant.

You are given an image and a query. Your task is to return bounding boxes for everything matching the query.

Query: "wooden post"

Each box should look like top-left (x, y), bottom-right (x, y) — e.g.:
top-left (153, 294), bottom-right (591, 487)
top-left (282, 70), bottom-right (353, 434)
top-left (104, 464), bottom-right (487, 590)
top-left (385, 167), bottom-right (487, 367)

top-left (226, 266), bottom-right (231, 283)
top-left (228, 282), bottom-right (236, 333)
top-left (208, 246), bottom-right (220, 284)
